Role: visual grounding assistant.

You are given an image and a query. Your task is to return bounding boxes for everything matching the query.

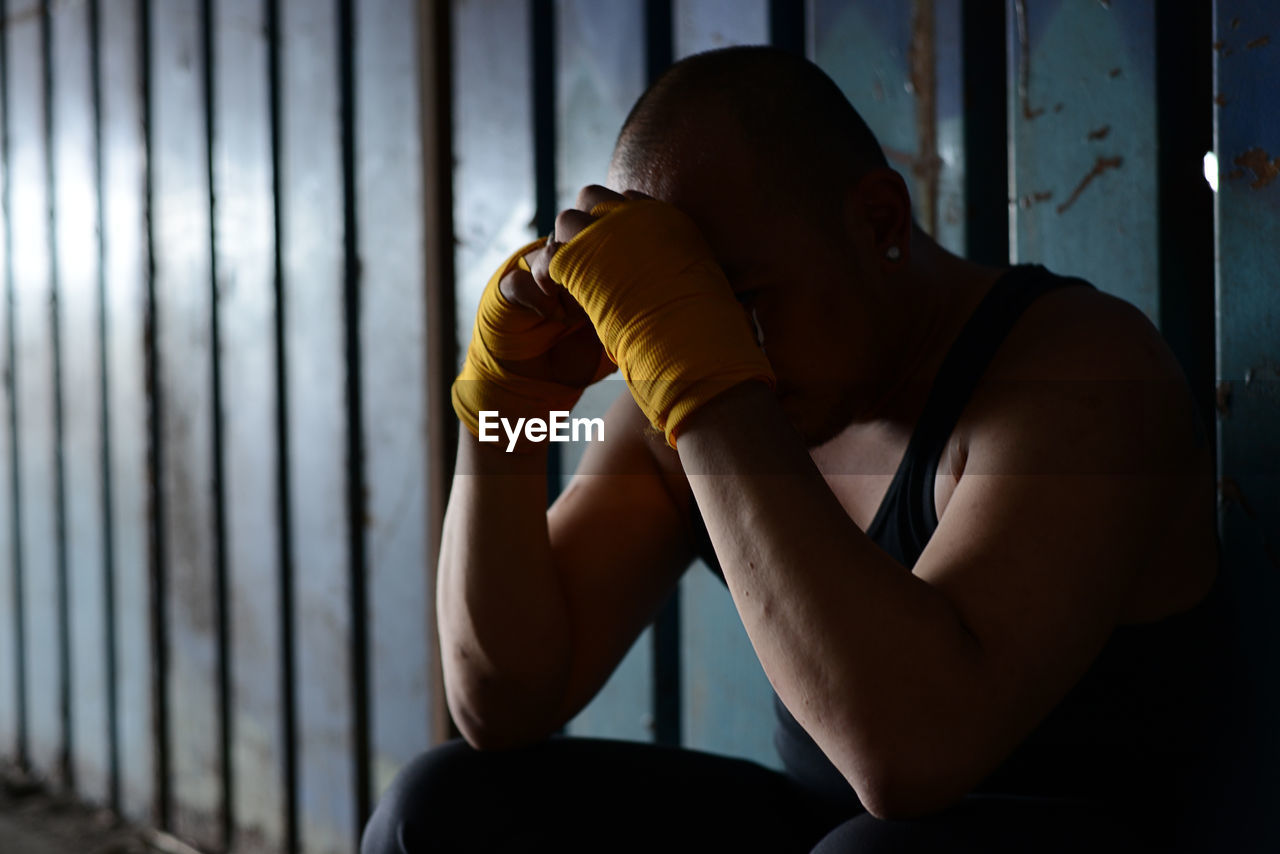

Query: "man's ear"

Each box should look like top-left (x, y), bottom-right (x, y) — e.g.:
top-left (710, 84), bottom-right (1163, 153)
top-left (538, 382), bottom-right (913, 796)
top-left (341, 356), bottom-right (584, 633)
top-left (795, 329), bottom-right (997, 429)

top-left (841, 168), bottom-right (913, 268)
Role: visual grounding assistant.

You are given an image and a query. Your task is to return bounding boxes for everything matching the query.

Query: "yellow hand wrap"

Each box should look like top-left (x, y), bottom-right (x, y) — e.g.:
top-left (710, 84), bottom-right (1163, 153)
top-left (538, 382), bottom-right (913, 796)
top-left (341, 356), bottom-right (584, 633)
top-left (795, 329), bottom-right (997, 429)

top-left (452, 238), bottom-right (613, 445)
top-left (549, 200), bottom-right (775, 448)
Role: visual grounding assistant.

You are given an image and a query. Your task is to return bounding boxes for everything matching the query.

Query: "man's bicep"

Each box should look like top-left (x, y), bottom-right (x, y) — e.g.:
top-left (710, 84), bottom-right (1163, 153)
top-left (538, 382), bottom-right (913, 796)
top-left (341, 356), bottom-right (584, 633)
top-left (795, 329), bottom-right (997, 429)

top-left (546, 389), bottom-right (695, 723)
top-left (911, 377), bottom-right (1181, 740)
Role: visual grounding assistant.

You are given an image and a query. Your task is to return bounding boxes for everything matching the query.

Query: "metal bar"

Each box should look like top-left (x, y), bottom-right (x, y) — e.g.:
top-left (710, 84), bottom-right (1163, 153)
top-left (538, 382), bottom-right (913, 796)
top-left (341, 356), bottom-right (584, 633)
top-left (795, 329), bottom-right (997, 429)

top-left (139, 0), bottom-right (170, 829)
top-left (961, 0), bottom-right (1008, 266)
top-left (279, 0), bottom-right (358, 848)
top-left (148, 0), bottom-right (224, 843)
top-left (199, 0), bottom-right (234, 845)
top-left (42, 0), bottom-right (76, 791)
top-left (52, 0), bottom-right (113, 804)
top-left (86, 0), bottom-right (123, 815)
top-left (0, 0), bottom-right (28, 775)
top-left (1155, 1), bottom-right (1215, 438)
top-left (769, 0), bottom-right (805, 55)
top-left (420, 0), bottom-right (456, 750)
top-left (8, 0), bottom-right (65, 787)
top-left (212, 0), bottom-right (288, 849)
top-left (357, 0), bottom-right (433, 802)
top-left (1212, 1), bottom-right (1280, 848)
top-left (336, 0), bottom-right (372, 834)
top-left (264, 0), bottom-right (300, 848)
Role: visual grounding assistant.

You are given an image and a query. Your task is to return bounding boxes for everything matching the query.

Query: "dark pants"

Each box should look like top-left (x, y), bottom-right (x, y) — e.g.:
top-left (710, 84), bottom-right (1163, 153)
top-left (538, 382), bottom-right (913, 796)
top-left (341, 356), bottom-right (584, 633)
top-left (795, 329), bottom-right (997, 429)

top-left (361, 737), bottom-right (1165, 853)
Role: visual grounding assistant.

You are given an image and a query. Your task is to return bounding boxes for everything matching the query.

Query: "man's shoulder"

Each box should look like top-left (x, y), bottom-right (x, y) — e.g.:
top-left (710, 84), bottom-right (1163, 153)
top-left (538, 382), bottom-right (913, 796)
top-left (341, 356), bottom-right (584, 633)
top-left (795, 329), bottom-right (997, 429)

top-left (962, 279), bottom-right (1205, 471)
top-left (993, 278), bottom-right (1174, 383)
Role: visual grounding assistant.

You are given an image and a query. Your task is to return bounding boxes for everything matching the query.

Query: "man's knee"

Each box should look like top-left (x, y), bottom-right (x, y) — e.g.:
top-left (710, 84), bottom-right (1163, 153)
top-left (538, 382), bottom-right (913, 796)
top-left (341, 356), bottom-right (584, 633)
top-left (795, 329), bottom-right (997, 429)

top-left (361, 739), bottom-right (491, 854)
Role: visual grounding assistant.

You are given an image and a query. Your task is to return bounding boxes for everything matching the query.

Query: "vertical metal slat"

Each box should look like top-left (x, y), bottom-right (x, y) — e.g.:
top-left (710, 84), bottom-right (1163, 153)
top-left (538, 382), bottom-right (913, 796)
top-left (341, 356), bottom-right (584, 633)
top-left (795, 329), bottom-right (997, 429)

top-left (52, 0), bottom-right (112, 806)
top-left (148, 0), bottom-right (224, 844)
top-left (213, 0), bottom-right (288, 850)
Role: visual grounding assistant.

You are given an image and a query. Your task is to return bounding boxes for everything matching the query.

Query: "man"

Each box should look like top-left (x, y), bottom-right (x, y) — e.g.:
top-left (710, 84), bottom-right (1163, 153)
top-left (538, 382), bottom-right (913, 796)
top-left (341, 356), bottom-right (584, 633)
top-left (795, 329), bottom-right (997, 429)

top-left (363, 46), bottom-right (1226, 852)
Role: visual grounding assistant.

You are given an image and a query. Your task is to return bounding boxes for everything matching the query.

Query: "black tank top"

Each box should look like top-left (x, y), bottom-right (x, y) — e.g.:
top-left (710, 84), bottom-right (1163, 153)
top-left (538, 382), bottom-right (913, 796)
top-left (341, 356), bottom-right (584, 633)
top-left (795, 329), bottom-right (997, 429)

top-left (689, 264), bottom-right (1230, 810)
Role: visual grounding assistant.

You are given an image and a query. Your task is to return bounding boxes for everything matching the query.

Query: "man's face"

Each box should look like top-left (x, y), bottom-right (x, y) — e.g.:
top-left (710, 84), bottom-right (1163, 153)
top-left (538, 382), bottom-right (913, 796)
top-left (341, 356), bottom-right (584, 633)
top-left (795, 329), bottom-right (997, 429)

top-left (610, 133), bottom-right (895, 446)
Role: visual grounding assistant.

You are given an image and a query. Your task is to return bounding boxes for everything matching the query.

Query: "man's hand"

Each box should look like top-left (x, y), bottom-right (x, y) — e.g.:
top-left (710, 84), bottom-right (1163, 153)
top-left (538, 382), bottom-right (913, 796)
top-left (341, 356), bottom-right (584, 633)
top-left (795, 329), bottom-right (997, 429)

top-left (546, 185), bottom-right (774, 447)
top-left (451, 235), bottom-right (614, 445)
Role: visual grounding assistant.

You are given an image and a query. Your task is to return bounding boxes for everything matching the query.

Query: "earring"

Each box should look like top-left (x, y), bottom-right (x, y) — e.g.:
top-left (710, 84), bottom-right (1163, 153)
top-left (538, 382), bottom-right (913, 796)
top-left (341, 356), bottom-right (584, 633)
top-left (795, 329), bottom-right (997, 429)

top-left (886, 246), bottom-right (901, 261)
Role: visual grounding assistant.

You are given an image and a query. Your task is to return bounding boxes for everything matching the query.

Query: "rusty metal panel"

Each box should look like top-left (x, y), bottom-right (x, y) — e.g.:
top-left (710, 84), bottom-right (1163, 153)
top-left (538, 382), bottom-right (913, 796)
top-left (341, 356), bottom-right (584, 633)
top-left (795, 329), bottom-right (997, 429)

top-left (452, 0), bottom-right (536, 368)
top-left (51, 0), bottom-right (111, 806)
top-left (7, 0), bottom-right (65, 786)
top-left (811, 0), bottom-right (965, 252)
top-left (674, 0), bottom-right (769, 55)
top-left (1006, 0), bottom-right (1158, 318)
top-left (667, 0), bottom-right (779, 766)
top-left (99, 0), bottom-right (155, 825)
top-left (553, 0), bottom-right (655, 743)
top-left (1213, 0), bottom-right (1280, 834)
top-left (279, 0), bottom-right (357, 849)
top-left (211, 0), bottom-right (286, 851)
top-left (356, 0), bottom-right (434, 798)
top-left (149, 0), bottom-right (223, 845)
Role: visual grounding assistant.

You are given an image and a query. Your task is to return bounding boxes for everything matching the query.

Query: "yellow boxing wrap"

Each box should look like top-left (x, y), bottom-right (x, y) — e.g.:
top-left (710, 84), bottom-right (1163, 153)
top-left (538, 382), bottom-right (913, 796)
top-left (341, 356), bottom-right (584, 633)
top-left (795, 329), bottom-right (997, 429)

top-left (548, 200), bottom-right (775, 448)
top-left (452, 237), bottom-right (614, 447)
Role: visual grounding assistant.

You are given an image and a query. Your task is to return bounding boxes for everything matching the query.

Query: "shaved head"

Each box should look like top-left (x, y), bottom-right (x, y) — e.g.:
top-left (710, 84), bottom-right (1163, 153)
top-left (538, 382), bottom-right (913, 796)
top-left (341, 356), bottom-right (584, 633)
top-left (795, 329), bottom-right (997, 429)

top-left (610, 46), bottom-right (890, 221)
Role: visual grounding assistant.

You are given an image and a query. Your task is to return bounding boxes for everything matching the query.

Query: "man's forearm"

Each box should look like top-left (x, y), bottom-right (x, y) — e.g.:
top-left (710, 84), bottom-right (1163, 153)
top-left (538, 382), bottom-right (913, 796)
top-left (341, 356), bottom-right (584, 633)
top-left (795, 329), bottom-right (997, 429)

top-left (676, 381), bottom-right (989, 816)
top-left (437, 431), bottom-right (573, 747)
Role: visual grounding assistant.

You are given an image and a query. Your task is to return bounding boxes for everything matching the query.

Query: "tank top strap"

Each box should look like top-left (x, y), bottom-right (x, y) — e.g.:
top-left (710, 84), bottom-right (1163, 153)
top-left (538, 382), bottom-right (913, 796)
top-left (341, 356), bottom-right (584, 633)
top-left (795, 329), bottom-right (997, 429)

top-left (866, 265), bottom-right (1094, 566)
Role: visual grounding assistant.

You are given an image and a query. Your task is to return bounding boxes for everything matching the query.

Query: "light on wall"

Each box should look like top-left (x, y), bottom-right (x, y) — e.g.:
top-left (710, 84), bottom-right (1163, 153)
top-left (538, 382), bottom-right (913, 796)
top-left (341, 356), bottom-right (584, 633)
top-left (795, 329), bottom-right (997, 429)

top-left (1203, 151), bottom-right (1219, 193)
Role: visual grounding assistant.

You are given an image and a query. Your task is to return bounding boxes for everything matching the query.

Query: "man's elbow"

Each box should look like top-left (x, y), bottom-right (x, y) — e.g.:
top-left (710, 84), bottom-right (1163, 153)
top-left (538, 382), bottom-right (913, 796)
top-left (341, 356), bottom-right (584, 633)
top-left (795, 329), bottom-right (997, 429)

top-left (443, 666), bottom-right (563, 751)
top-left (842, 746), bottom-right (975, 821)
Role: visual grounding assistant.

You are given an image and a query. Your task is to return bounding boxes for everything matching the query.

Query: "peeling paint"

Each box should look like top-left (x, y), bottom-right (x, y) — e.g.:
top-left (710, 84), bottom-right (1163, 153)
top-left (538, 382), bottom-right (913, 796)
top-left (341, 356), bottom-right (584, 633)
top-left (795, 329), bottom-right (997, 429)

top-left (1233, 148), bottom-right (1279, 189)
top-left (1246, 35), bottom-right (1270, 50)
top-left (1056, 155), bottom-right (1124, 214)
top-left (1087, 125), bottom-right (1111, 141)
top-left (1053, 102), bottom-right (1064, 113)
top-left (1226, 168), bottom-right (1245, 181)
top-left (1108, 67), bottom-right (1122, 78)
top-left (1216, 381), bottom-right (1232, 416)
top-left (1231, 17), bottom-right (1240, 30)
top-left (1213, 40), bottom-right (1226, 52)
top-left (1214, 94), bottom-right (1229, 107)
top-left (1019, 190), bottom-right (1054, 208)
top-left (1015, 0), bottom-right (1044, 120)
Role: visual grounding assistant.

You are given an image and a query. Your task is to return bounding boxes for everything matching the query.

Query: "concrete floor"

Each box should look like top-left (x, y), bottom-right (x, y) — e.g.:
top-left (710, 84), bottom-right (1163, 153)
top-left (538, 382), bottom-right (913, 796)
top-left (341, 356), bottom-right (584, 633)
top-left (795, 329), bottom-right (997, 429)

top-left (0, 771), bottom-right (153, 854)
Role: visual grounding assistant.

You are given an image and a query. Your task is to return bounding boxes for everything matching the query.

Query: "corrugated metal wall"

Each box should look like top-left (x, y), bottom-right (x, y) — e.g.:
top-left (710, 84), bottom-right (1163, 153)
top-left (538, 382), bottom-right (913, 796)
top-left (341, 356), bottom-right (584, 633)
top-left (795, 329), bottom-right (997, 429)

top-left (0, 0), bottom-right (1275, 852)
top-left (0, 1), bottom-right (446, 852)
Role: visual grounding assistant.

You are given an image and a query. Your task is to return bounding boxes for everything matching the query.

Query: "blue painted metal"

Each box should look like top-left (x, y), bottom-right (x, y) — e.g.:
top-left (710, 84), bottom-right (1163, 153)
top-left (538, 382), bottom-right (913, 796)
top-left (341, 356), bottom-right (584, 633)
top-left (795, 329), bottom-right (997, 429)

top-left (1006, 0), bottom-right (1159, 319)
top-left (0, 5), bottom-right (15, 767)
top-left (211, 1), bottom-right (286, 850)
top-left (1213, 0), bottom-right (1280, 837)
top-left (356, 0), bottom-right (434, 799)
top-left (279, 0), bottom-right (357, 850)
top-left (810, 0), bottom-right (965, 253)
top-left (672, 0), bottom-right (778, 768)
top-left (149, 0), bottom-right (222, 845)
top-left (674, 0), bottom-right (769, 57)
top-left (553, 0), bottom-right (656, 744)
top-left (8, 0), bottom-right (66, 787)
top-left (51, 0), bottom-right (111, 806)
top-left (99, 2), bottom-right (156, 826)
top-left (452, 0), bottom-right (537, 370)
